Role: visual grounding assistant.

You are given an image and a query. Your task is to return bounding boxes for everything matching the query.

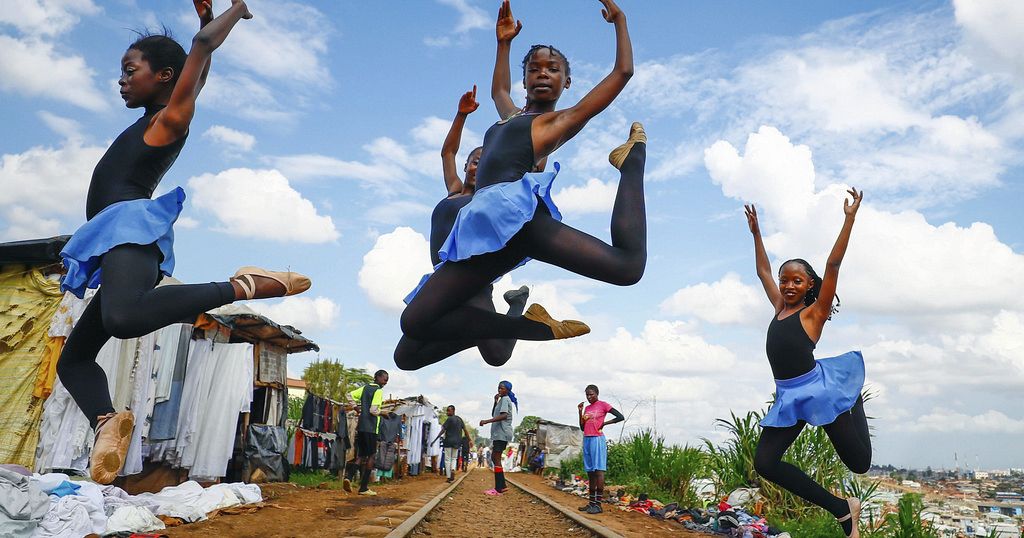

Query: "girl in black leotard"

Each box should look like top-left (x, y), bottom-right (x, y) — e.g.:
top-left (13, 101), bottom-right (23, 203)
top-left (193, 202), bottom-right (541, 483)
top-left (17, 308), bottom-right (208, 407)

top-left (745, 190), bottom-right (870, 538)
top-left (394, 87), bottom-right (530, 369)
top-left (397, 0), bottom-right (645, 367)
top-left (57, 0), bottom-right (310, 485)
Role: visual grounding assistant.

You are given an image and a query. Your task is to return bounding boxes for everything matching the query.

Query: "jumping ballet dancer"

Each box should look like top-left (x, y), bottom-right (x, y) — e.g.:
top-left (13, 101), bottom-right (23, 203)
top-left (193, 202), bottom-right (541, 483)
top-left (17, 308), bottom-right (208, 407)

top-left (394, 86), bottom-right (530, 370)
top-left (57, 0), bottom-right (310, 484)
top-left (745, 190), bottom-right (870, 538)
top-left (398, 0), bottom-right (646, 366)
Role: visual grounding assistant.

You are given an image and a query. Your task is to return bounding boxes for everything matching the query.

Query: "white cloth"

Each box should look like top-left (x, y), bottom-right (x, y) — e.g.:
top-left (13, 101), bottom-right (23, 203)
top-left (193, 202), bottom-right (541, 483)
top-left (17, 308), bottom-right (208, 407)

top-left (130, 481), bottom-right (261, 523)
top-left (150, 338), bottom-right (209, 467)
top-left (32, 496), bottom-right (92, 538)
top-left (47, 291), bottom-right (95, 338)
top-left (426, 419), bottom-right (443, 458)
top-left (122, 331), bottom-right (158, 476)
top-left (0, 468), bottom-right (48, 537)
top-left (152, 324), bottom-right (188, 403)
top-left (186, 342), bottom-right (253, 480)
top-left (104, 505), bottom-right (165, 534)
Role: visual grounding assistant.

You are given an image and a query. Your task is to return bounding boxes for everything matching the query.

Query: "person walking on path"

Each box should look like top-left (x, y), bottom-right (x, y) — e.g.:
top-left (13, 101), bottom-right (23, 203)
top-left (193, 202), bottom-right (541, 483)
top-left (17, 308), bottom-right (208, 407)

top-left (577, 384), bottom-right (624, 514)
top-left (479, 381), bottom-right (517, 495)
top-left (744, 190), bottom-right (871, 538)
top-left (344, 370), bottom-right (389, 496)
top-left (432, 405), bottom-right (473, 483)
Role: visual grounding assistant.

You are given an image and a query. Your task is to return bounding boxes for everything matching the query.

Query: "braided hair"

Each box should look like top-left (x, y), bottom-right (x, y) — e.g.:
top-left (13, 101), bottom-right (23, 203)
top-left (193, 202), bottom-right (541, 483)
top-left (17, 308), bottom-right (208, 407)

top-left (521, 44), bottom-right (571, 78)
top-left (781, 258), bottom-right (840, 320)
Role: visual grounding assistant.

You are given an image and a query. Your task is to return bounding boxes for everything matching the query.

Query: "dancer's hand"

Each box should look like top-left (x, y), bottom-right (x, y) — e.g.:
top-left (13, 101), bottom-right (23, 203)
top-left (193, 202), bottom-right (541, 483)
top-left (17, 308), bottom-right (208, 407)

top-left (598, 0), bottom-right (625, 23)
top-left (458, 85), bottom-right (479, 115)
top-left (744, 204), bottom-right (760, 235)
top-left (844, 188), bottom-right (863, 218)
top-left (496, 0), bottom-right (522, 43)
top-left (193, 0), bottom-right (213, 26)
top-left (230, 0), bottom-right (253, 20)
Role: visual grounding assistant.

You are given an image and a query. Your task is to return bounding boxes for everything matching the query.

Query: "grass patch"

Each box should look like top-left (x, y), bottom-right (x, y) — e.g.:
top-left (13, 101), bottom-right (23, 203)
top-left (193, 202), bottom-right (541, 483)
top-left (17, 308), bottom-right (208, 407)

top-left (289, 469), bottom-right (345, 489)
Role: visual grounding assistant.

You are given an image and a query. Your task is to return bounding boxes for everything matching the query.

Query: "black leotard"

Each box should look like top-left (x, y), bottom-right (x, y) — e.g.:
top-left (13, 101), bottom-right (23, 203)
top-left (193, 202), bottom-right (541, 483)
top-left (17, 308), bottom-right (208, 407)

top-left (429, 195), bottom-right (473, 266)
top-left (474, 114), bottom-right (538, 190)
top-left (765, 308), bottom-right (816, 380)
top-left (85, 106), bottom-right (187, 219)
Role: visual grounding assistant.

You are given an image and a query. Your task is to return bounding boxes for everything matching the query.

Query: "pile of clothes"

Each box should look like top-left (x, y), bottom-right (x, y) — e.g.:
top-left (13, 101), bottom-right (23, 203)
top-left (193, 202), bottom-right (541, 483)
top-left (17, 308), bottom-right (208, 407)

top-left (0, 465), bottom-right (262, 537)
top-left (552, 476), bottom-right (793, 537)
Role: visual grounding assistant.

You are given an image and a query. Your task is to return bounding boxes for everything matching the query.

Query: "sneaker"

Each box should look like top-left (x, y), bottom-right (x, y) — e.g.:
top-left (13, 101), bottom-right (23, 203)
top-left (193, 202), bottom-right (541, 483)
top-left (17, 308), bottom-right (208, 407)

top-left (586, 504), bottom-right (604, 514)
top-left (359, 489), bottom-right (377, 496)
top-left (483, 488), bottom-right (503, 496)
top-left (578, 503), bottom-right (594, 511)
top-left (342, 478), bottom-right (352, 492)
top-left (446, 478), bottom-right (455, 483)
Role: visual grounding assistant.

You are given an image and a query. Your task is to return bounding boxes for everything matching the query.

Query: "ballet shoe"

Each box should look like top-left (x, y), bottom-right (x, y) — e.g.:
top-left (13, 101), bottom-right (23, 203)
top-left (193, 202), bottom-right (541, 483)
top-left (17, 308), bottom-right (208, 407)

top-left (836, 497), bottom-right (861, 538)
top-left (503, 285), bottom-right (530, 305)
top-left (232, 266), bottom-right (311, 300)
top-left (90, 411), bottom-right (135, 485)
top-left (523, 303), bottom-right (590, 339)
top-left (608, 121), bottom-right (647, 170)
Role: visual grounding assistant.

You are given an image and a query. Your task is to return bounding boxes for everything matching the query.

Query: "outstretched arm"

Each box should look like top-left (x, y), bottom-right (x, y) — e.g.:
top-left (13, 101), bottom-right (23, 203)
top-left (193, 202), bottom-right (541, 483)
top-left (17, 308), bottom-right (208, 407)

top-left (193, 0), bottom-right (214, 93)
top-left (745, 204), bottom-right (783, 311)
top-left (441, 86), bottom-right (479, 196)
top-left (807, 188), bottom-right (863, 329)
top-left (492, 0), bottom-right (522, 119)
top-left (149, 0), bottom-right (252, 145)
top-left (534, 0), bottom-right (633, 155)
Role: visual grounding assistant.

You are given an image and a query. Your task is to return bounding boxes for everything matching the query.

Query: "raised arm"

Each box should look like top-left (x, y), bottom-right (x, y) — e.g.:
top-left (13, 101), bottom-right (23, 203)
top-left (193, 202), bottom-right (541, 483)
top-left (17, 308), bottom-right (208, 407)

top-left (806, 189), bottom-right (863, 330)
top-left (577, 402), bottom-right (587, 430)
top-left (745, 204), bottom-right (783, 311)
top-left (534, 0), bottom-right (633, 155)
top-left (147, 0), bottom-right (252, 145)
top-left (441, 86), bottom-right (479, 196)
top-left (492, 0), bottom-right (523, 119)
top-left (193, 0), bottom-right (214, 92)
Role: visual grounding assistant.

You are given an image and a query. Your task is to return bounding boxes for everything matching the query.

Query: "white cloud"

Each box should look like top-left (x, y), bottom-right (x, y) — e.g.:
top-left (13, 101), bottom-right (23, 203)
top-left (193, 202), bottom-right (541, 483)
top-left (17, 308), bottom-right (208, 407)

top-left (0, 0), bottom-right (99, 36)
top-left (245, 296), bottom-right (340, 331)
top-left (0, 140), bottom-right (105, 239)
top-left (553, 178), bottom-right (618, 217)
top-left (270, 153), bottom-right (403, 185)
top-left (908, 409), bottom-right (1024, 434)
top-left (660, 272), bottom-right (769, 325)
top-left (0, 35), bottom-right (107, 111)
top-left (202, 125), bottom-right (255, 153)
top-left (424, 0), bottom-right (488, 47)
top-left (357, 226), bottom-right (433, 312)
top-left (187, 168), bottom-right (339, 243)
top-left (200, 73), bottom-right (294, 123)
top-left (38, 111), bottom-right (83, 142)
top-left (704, 125), bottom-right (1024, 317)
top-left (954, 0), bottom-right (1024, 80)
top-left (215, 0), bottom-right (331, 87)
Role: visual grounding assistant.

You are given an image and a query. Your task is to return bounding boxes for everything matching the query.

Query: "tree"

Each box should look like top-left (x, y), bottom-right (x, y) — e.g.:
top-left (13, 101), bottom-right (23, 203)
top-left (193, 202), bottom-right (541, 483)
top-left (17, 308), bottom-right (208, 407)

top-left (302, 359), bottom-right (372, 402)
top-left (514, 415), bottom-right (541, 440)
top-left (288, 396), bottom-right (304, 422)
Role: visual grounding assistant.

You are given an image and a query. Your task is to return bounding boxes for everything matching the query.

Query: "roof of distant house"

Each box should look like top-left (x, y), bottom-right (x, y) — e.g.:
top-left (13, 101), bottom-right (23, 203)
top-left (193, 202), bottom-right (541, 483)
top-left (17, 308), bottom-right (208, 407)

top-left (286, 377), bottom-right (306, 390)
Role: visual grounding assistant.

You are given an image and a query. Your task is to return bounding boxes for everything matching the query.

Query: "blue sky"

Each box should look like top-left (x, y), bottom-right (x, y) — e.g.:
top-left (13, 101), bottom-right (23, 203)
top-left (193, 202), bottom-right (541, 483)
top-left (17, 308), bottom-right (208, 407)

top-left (2, 0), bottom-right (1022, 470)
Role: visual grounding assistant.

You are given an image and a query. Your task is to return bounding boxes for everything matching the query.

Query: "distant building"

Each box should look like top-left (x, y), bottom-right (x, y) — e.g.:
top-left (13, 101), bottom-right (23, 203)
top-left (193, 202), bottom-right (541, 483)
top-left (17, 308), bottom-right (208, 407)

top-left (287, 377), bottom-right (307, 399)
top-left (974, 471), bottom-right (990, 480)
top-left (903, 480), bottom-right (922, 488)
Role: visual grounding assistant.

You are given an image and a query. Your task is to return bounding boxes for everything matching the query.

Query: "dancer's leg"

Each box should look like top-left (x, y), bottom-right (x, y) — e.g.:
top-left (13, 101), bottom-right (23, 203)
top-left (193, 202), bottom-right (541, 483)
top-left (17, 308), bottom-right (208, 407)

top-left (394, 288), bottom-right (529, 370)
top-left (755, 423), bottom-right (852, 532)
top-left (522, 143), bottom-right (646, 285)
top-left (400, 246), bottom-right (551, 342)
top-left (98, 243), bottom-right (235, 339)
top-left (823, 397), bottom-right (872, 474)
top-left (57, 293), bottom-right (115, 428)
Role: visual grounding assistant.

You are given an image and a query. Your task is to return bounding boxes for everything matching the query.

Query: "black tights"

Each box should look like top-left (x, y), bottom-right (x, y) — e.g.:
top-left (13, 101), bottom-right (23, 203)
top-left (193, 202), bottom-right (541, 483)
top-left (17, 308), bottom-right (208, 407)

top-left (394, 287), bottom-right (528, 370)
top-left (754, 397), bottom-right (871, 532)
top-left (399, 144), bottom-right (646, 352)
top-left (56, 243), bottom-right (235, 428)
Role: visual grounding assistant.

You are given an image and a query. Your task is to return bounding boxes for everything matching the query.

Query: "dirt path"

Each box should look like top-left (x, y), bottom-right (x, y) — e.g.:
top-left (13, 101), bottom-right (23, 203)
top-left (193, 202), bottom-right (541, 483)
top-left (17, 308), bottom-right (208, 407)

top-left (511, 473), bottom-right (706, 538)
top-left (164, 473), bottom-right (448, 537)
top-left (410, 468), bottom-right (597, 538)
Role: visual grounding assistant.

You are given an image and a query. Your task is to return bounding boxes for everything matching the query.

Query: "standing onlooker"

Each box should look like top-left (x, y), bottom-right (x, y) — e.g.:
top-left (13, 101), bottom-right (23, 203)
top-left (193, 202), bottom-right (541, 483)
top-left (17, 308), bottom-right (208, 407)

top-left (578, 384), bottom-right (624, 513)
top-left (480, 380), bottom-right (517, 495)
top-left (344, 370), bottom-right (389, 495)
top-left (432, 405), bottom-right (473, 483)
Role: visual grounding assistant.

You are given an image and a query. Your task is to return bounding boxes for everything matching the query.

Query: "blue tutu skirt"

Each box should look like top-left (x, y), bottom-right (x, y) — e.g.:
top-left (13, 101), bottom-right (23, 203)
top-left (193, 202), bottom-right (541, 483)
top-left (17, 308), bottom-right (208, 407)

top-left (760, 351), bottom-right (865, 428)
top-left (60, 187), bottom-right (184, 299)
top-left (405, 164), bottom-right (562, 303)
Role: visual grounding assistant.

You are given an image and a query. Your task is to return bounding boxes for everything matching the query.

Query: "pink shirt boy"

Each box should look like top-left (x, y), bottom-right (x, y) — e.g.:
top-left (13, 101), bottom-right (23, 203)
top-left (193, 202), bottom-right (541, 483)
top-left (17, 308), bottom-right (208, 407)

top-left (582, 400), bottom-right (613, 437)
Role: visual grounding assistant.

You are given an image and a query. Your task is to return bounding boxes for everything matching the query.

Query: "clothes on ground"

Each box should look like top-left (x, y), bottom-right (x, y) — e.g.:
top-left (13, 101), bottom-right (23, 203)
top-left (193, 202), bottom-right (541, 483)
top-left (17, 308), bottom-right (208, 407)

top-left (761, 351), bottom-right (865, 428)
top-left (583, 400), bottom-right (613, 437)
top-left (490, 395), bottom-right (514, 443)
top-left (582, 435), bottom-right (608, 473)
